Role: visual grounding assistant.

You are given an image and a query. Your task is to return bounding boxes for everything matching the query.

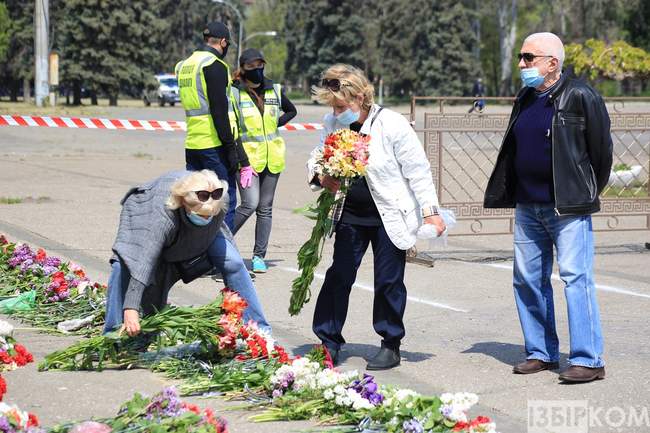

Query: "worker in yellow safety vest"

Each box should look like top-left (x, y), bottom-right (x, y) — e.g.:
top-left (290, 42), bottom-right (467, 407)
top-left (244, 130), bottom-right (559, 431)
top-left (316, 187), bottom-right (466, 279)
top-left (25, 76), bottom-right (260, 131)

top-left (230, 48), bottom-right (297, 273)
top-left (176, 21), bottom-right (252, 229)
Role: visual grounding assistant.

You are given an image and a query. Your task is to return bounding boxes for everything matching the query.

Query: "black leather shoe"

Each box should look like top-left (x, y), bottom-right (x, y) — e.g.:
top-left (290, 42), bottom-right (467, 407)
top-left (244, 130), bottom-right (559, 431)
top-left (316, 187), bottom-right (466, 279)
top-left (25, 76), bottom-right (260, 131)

top-left (366, 344), bottom-right (400, 370)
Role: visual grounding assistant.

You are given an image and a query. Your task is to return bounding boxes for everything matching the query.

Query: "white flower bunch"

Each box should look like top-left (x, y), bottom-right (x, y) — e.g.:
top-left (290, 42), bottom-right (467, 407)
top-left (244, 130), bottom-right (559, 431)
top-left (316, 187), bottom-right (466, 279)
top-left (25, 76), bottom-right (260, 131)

top-left (0, 402), bottom-right (33, 428)
top-left (270, 357), bottom-right (322, 391)
top-left (313, 367), bottom-right (358, 390)
top-left (324, 385), bottom-right (374, 410)
top-left (382, 388), bottom-right (420, 408)
top-left (0, 320), bottom-right (14, 338)
top-left (439, 392), bottom-right (479, 423)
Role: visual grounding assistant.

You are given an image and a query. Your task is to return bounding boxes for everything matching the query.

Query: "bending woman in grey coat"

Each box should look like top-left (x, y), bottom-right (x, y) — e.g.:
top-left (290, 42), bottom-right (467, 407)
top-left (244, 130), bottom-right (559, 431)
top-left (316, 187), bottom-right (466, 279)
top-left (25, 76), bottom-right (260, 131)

top-left (103, 169), bottom-right (270, 337)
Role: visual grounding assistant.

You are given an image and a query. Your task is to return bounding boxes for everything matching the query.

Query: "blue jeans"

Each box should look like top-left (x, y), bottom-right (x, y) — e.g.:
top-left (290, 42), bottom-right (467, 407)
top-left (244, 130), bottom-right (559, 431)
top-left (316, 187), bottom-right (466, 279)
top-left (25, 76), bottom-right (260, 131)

top-left (186, 147), bottom-right (237, 230)
top-left (104, 231), bottom-right (270, 334)
top-left (513, 204), bottom-right (604, 368)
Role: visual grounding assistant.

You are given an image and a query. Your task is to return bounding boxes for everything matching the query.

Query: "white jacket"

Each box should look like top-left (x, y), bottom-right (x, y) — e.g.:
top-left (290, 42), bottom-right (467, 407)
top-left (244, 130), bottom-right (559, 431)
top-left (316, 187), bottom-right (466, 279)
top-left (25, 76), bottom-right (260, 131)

top-left (307, 104), bottom-right (440, 250)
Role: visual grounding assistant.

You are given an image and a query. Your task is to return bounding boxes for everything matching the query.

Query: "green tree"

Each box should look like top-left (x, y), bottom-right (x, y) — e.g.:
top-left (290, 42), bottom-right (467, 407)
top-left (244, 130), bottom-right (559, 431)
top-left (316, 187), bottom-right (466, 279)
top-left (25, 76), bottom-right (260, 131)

top-left (56, 0), bottom-right (167, 105)
top-left (285, 0), bottom-right (378, 92)
top-left (0, 0), bottom-right (33, 102)
top-left (0, 2), bottom-right (9, 63)
top-left (244, 0), bottom-right (288, 82)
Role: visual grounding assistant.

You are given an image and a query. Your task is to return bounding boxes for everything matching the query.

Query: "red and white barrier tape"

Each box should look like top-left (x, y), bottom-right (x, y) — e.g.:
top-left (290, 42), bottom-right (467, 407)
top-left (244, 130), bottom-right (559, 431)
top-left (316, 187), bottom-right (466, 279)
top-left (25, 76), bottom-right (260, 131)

top-left (0, 114), bottom-right (323, 132)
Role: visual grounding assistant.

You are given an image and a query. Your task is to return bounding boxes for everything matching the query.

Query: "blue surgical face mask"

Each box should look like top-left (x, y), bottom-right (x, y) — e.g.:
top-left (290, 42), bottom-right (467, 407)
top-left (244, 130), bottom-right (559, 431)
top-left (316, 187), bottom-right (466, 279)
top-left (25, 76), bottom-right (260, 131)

top-left (186, 210), bottom-right (213, 226)
top-left (336, 108), bottom-right (360, 126)
top-left (520, 67), bottom-right (546, 88)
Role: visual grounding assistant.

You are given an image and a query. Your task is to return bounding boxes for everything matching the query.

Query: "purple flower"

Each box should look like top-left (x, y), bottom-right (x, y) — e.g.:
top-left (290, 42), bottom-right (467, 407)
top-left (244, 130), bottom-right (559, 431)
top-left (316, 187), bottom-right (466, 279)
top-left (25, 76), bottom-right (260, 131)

top-left (403, 418), bottom-right (424, 433)
top-left (44, 256), bottom-right (61, 267)
top-left (145, 387), bottom-right (185, 420)
top-left (349, 374), bottom-right (384, 406)
top-left (0, 416), bottom-right (11, 432)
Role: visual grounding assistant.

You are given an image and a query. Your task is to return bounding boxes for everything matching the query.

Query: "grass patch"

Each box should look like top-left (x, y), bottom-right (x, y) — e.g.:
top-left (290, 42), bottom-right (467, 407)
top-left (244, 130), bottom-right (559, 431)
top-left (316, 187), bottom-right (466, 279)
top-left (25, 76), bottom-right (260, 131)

top-left (0, 196), bottom-right (51, 204)
top-left (132, 152), bottom-right (154, 159)
top-left (0, 98), bottom-right (150, 116)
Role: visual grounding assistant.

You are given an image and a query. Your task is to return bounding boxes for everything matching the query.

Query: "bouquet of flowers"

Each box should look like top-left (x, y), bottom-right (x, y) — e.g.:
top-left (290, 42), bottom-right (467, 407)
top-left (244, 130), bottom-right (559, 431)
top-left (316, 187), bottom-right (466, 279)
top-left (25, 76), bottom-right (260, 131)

top-left (289, 129), bottom-right (371, 315)
top-left (0, 402), bottom-right (43, 433)
top-left (52, 387), bottom-right (228, 433)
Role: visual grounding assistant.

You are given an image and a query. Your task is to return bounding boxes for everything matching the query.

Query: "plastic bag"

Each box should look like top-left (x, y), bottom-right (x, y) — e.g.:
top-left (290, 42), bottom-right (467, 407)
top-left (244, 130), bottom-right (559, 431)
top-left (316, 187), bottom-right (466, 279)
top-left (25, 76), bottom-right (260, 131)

top-left (0, 290), bottom-right (36, 314)
top-left (416, 208), bottom-right (457, 249)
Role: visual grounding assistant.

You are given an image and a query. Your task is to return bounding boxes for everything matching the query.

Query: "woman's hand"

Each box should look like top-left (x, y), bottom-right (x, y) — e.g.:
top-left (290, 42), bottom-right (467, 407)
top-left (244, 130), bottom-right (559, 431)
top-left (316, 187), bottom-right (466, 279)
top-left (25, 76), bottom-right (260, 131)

top-left (319, 175), bottom-right (340, 193)
top-left (423, 215), bottom-right (446, 236)
top-left (121, 309), bottom-right (141, 337)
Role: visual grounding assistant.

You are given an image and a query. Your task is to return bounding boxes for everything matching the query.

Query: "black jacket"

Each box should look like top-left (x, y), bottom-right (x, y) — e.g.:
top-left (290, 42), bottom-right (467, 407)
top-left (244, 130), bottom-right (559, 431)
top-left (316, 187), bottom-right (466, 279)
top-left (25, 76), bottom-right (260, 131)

top-left (483, 73), bottom-right (613, 215)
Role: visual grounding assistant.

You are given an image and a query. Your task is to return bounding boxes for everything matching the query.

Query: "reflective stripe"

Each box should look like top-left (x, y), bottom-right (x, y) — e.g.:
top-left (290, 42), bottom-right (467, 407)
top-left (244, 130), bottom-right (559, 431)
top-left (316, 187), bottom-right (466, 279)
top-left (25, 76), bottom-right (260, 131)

top-left (242, 130), bottom-right (280, 142)
top-left (272, 84), bottom-right (281, 123)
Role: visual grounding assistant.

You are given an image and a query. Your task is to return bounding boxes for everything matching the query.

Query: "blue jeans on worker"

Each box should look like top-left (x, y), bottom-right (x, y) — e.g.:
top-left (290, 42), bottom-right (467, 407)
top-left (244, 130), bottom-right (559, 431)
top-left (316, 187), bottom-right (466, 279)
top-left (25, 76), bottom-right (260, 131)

top-left (513, 203), bottom-right (604, 368)
top-left (312, 222), bottom-right (407, 351)
top-left (185, 147), bottom-right (237, 230)
top-left (103, 231), bottom-right (271, 334)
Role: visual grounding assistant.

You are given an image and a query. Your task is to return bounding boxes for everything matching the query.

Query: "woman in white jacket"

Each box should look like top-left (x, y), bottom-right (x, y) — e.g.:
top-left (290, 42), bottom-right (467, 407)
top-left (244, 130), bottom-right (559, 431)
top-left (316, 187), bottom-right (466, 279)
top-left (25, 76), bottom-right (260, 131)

top-left (308, 64), bottom-right (445, 370)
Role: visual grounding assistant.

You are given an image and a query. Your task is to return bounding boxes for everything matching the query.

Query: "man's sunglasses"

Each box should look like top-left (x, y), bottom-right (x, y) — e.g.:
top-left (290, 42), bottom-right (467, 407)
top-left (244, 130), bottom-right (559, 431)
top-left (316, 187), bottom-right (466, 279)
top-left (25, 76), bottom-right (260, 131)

top-left (518, 52), bottom-right (553, 62)
top-left (195, 189), bottom-right (224, 202)
top-left (321, 78), bottom-right (350, 92)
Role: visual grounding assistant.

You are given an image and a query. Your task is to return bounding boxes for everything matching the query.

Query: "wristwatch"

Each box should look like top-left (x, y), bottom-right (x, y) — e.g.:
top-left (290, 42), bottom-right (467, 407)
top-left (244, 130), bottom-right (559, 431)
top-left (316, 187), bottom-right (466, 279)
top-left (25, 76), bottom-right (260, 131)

top-left (422, 206), bottom-right (440, 218)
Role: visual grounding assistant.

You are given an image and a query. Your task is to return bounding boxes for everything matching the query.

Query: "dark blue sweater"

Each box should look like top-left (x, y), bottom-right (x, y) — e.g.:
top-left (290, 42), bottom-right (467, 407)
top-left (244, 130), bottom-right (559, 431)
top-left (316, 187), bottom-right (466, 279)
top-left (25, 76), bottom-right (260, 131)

top-left (513, 90), bottom-right (555, 204)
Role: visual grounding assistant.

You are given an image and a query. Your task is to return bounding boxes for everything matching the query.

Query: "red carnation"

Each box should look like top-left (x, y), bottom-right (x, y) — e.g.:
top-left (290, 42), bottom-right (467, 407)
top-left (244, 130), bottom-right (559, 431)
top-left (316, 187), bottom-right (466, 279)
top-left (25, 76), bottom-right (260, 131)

top-left (0, 375), bottom-right (6, 401)
top-left (35, 248), bottom-right (47, 263)
top-left (27, 413), bottom-right (40, 427)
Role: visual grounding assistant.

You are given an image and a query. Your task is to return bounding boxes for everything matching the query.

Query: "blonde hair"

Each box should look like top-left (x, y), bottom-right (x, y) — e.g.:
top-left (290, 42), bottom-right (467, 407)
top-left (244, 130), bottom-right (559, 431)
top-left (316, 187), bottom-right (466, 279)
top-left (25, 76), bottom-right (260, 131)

top-left (312, 64), bottom-right (374, 111)
top-left (166, 170), bottom-right (226, 216)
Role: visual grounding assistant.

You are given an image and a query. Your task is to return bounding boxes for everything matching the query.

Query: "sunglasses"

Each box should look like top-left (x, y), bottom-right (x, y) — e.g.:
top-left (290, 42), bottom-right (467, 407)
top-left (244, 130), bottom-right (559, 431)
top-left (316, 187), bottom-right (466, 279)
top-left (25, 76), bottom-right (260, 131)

top-left (321, 78), bottom-right (350, 92)
top-left (518, 52), bottom-right (553, 62)
top-left (195, 189), bottom-right (224, 202)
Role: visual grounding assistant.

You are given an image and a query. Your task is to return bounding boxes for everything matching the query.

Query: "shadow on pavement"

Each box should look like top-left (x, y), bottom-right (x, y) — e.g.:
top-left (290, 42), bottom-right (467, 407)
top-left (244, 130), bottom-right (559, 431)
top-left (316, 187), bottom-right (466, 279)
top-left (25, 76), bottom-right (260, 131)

top-left (292, 343), bottom-right (434, 364)
top-left (461, 341), bottom-right (569, 367)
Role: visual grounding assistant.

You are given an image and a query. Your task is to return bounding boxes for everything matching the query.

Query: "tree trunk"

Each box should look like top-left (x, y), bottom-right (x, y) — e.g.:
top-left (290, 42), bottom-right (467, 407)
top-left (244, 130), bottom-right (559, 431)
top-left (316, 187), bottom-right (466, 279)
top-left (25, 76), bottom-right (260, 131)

top-left (90, 90), bottom-right (98, 105)
top-left (23, 77), bottom-right (31, 103)
top-left (108, 93), bottom-right (118, 106)
top-left (72, 81), bottom-right (82, 105)
top-left (10, 80), bottom-right (18, 102)
top-left (497, 0), bottom-right (517, 96)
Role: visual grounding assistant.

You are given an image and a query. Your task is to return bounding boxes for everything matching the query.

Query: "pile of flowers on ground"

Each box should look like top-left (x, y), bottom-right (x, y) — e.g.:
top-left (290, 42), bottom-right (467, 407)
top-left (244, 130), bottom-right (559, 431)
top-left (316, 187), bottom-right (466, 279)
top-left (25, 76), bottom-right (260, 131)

top-left (0, 235), bottom-right (106, 334)
top-left (248, 346), bottom-right (499, 432)
top-left (0, 402), bottom-right (42, 433)
top-left (0, 319), bottom-right (34, 402)
top-left (289, 129), bottom-right (371, 316)
top-left (48, 387), bottom-right (228, 433)
top-left (2, 235), bottom-right (499, 432)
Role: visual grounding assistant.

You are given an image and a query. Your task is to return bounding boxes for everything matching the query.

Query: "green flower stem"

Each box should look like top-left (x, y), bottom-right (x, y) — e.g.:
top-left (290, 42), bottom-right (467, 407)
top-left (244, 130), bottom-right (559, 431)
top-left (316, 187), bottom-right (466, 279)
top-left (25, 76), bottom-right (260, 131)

top-left (288, 190), bottom-right (337, 316)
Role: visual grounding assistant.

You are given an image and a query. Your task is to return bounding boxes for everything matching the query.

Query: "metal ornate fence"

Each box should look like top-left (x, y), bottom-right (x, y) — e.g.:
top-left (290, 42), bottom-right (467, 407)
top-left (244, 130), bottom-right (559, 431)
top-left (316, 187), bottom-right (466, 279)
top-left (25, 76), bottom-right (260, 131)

top-left (412, 97), bottom-right (650, 235)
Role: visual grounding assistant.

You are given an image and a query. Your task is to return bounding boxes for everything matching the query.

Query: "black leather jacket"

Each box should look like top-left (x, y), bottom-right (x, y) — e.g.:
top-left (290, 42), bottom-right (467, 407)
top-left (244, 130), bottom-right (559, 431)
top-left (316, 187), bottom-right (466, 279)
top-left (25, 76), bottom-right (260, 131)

top-left (484, 73), bottom-right (613, 215)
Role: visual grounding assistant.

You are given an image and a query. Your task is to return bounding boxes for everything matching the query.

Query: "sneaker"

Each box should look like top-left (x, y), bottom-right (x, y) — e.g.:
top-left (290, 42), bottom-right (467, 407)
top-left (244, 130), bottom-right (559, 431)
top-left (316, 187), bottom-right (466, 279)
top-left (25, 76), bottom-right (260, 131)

top-left (251, 256), bottom-right (268, 273)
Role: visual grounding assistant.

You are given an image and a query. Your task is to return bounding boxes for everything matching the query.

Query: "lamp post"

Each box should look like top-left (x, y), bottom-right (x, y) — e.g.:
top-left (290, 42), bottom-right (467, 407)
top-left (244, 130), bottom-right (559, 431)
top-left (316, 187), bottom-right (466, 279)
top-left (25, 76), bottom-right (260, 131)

top-left (243, 31), bottom-right (277, 47)
top-left (212, 0), bottom-right (243, 61)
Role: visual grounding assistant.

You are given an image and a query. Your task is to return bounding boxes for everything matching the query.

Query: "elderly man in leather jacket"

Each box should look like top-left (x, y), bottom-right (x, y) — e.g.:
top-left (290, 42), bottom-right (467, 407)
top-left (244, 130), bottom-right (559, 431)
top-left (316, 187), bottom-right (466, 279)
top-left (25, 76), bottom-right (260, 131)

top-left (484, 32), bottom-right (613, 383)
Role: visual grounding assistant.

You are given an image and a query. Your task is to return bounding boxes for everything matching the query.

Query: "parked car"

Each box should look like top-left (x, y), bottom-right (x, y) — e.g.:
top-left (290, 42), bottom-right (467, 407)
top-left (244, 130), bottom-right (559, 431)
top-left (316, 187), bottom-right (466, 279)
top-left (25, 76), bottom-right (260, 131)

top-left (143, 74), bottom-right (180, 107)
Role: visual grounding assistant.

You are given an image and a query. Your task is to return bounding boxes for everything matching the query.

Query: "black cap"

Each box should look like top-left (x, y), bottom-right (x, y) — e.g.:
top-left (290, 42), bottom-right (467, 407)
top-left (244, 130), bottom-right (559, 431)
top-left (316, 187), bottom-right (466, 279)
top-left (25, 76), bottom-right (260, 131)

top-left (239, 48), bottom-right (266, 66)
top-left (203, 22), bottom-right (230, 40)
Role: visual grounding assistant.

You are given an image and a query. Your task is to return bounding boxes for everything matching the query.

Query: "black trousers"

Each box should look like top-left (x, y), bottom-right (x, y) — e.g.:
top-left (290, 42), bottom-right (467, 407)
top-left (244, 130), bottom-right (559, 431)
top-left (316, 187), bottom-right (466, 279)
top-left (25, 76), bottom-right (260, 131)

top-left (312, 222), bottom-right (407, 351)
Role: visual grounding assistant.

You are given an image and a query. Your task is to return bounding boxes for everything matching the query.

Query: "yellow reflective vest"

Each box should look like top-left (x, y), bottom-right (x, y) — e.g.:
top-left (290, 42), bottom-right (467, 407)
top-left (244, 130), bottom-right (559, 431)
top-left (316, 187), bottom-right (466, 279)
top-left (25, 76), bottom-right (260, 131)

top-left (175, 50), bottom-right (239, 150)
top-left (231, 84), bottom-right (286, 173)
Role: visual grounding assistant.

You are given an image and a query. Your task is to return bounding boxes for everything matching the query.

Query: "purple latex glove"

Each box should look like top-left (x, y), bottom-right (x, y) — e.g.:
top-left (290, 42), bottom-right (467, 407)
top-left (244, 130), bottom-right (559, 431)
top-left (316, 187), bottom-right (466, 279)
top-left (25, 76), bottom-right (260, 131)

top-left (240, 165), bottom-right (258, 188)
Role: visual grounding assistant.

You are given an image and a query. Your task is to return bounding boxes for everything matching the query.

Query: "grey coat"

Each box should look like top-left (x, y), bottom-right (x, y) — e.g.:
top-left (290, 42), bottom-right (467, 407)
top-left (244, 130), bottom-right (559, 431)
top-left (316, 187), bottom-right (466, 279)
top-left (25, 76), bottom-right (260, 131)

top-left (111, 170), bottom-right (229, 313)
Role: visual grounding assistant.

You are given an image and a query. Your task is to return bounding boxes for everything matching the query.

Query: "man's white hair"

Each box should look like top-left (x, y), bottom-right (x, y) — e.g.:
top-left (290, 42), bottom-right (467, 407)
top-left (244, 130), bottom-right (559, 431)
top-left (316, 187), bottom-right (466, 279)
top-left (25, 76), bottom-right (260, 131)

top-left (524, 32), bottom-right (565, 69)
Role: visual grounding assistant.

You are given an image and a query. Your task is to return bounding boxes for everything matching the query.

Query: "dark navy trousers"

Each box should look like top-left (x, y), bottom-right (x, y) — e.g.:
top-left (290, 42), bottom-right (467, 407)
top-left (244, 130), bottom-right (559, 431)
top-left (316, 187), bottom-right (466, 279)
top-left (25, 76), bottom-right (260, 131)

top-left (312, 222), bottom-right (407, 351)
top-left (185, 147), bottom-right (236, 230)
